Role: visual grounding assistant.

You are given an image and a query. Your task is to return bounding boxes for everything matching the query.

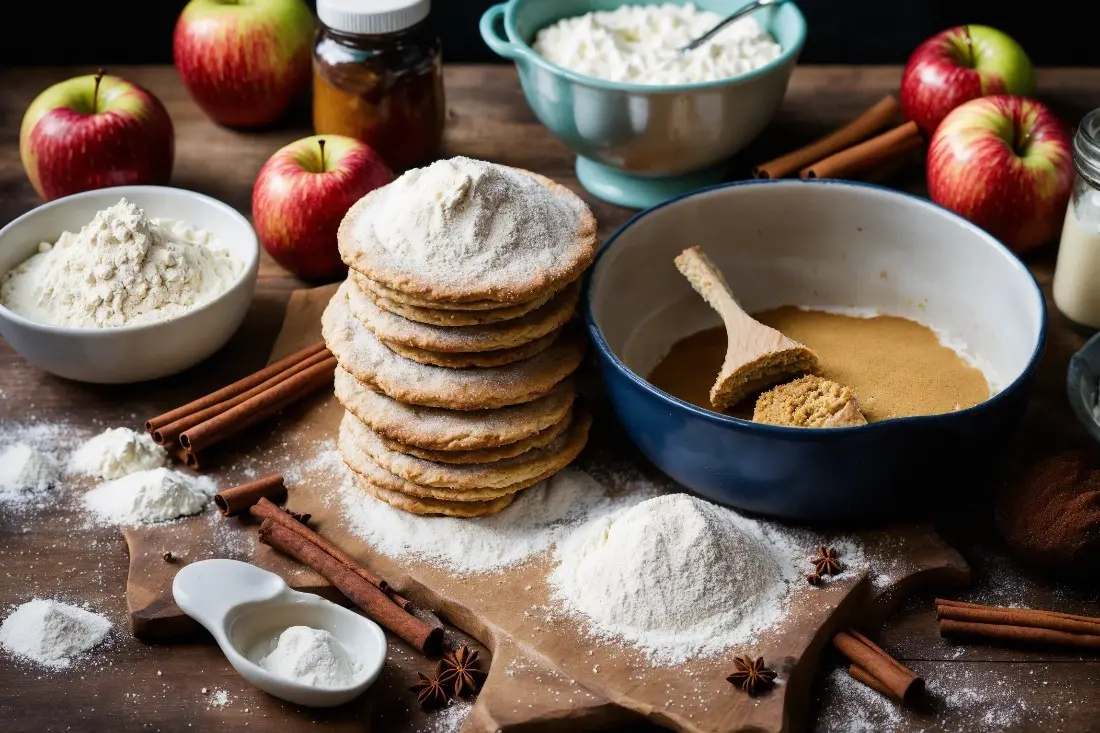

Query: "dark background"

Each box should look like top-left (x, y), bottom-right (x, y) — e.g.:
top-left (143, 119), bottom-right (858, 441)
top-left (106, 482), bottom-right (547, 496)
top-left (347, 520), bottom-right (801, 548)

top-left (0, 0), bottom-right (1089, 67)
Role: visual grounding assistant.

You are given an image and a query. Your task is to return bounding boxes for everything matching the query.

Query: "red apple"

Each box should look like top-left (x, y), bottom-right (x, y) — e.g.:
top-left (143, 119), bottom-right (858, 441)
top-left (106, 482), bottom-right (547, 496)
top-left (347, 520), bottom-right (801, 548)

top-left (19, 72), bottom-right (174, 201)
top-left (901, 25), bottom-right (1036, 135)
top-left (927, 95), bottom-right (1073, 254)
top-left (173, 0), bottom-right (313, 128)
top-left (253, 135), bottom-right (393, 281)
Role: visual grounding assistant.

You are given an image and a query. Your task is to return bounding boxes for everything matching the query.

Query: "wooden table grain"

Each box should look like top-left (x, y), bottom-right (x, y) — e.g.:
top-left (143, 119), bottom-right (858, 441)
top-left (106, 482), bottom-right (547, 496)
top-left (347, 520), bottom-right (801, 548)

top-left (1, 64), bottom-right (1098, 733)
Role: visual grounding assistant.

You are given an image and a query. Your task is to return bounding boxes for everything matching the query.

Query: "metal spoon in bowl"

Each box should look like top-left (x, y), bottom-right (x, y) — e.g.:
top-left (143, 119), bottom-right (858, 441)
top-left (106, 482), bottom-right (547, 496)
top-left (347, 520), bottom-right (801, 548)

top-left (678, 0), bottom-right (789, 53)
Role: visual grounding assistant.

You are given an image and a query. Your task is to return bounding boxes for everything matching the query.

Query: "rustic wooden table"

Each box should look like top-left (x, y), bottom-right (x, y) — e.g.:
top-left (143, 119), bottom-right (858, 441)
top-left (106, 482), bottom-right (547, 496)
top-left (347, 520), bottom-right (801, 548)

top-left (1, 65), bottom-right (1098, 733)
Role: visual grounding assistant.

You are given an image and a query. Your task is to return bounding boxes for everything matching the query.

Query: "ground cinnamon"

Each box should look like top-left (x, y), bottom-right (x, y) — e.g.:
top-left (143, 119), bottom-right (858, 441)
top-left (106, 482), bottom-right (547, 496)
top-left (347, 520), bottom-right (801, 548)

top-left (249, 498), bottom-right (412, 611)
top-left (801, 121), bottom-right (923, 179)
top-left (179, 356), bottom-right (337, 453)
top-left (753, 94), bottom-right (901, 179)
top-left (153, 349), bottom-right (332, 445)
top-left (995, 451), bottom-right (1100, 578)
top-left (832, 630), bottom-right (923, 702)
top-left (215, 475), bottom-right (287, 517)
top-left (259, 519), bottom-right (442, 655)
top-left (146, 340), bottom-right (327, 436)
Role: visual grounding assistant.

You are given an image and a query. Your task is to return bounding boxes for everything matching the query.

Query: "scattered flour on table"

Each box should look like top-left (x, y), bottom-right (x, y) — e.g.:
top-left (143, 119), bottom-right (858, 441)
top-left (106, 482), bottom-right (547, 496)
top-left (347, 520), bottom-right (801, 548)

top-left (207, 689), bottom-right (231, 708)
top-left (815, 667), bottom-right (904, 732)
top-left (259, 626), bottom-right (362, 688)
top-left (0, 443), bottom-right (61, 506)
top-left (0, 599), bottom-right (111, 669)
top-left (340, 466), bottom-right (645, 574)
top-left (82, 467), bottom-right (216, 525)
top-left (425, 699), bottom-right (473, 733)
top-left (0, 197), bottom-right (243, 328)
top-left (69, 427), bottom-right (168, 479)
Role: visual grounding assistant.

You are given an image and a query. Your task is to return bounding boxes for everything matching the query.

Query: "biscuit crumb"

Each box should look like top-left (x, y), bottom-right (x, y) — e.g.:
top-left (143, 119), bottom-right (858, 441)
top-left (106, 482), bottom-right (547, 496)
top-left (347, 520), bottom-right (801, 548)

top-left (753, 375), bottom-right (867, 428)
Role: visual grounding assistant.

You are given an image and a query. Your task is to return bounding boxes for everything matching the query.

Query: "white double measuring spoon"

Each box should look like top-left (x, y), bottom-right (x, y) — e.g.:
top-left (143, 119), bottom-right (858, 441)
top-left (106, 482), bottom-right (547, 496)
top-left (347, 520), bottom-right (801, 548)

top-left (173, 558), bottom-right (387, 707)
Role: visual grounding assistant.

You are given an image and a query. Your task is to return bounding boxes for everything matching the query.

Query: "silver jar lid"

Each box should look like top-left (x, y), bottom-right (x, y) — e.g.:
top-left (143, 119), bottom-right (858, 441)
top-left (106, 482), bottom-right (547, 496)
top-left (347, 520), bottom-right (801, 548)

top-left (1074, 108), bottom-right (1100, 189)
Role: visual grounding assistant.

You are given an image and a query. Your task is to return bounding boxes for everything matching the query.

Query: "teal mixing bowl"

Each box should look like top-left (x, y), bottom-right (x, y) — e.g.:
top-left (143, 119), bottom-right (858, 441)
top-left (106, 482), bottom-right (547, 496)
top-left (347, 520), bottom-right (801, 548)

top-left (480, 0), bottom-right (806, 208)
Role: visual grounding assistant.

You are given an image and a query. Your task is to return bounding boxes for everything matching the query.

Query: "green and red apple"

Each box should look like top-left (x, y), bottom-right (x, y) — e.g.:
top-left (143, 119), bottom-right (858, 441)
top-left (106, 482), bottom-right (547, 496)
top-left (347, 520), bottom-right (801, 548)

top-left (173, 0), bottom-right (314, 128)
top-left (927, 95), bottom-right (1073, 254)
top-left (901, 25), bottom-right (1036, 135)
top-left (19, 72), bottom-right (174, 201)
top-left (252, 135), bottom-right (394, 281)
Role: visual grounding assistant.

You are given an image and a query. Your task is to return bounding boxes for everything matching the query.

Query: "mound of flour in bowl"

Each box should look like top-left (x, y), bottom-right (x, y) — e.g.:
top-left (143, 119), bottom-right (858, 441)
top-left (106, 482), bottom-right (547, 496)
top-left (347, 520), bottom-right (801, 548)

top-left (82, 467), bottom-right (216, 525)
top-left (549, 493), bottom-right (799, 665)
top-left (69, 427), bottom-right (168, 479)
top-left (0, 599), bottom-right (112, 669)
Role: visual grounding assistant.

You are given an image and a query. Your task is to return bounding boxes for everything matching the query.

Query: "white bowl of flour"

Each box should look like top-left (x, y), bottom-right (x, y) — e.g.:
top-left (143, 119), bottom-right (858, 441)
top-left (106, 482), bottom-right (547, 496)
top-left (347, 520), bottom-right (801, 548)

top-left (0, 185), bottom-right (258, 383)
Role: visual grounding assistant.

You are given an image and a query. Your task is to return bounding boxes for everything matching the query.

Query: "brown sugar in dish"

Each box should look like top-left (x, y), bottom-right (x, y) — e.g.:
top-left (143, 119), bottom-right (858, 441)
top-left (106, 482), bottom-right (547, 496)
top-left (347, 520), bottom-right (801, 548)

top-left (648, 307), bottom-right (990, 421)
top-left (753, 375), bottom-right (868, 428)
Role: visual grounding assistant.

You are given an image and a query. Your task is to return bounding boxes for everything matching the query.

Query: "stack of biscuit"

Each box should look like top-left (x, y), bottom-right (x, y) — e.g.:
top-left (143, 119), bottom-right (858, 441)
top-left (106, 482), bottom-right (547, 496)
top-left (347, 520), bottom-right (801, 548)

top-left (322, 157), bottom-right (598, 517)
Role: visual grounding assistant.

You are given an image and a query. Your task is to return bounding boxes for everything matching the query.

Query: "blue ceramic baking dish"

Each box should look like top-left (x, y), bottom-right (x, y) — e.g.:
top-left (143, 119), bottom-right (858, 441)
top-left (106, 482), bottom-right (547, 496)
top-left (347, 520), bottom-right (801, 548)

top-left (585, 179), bottom-right (1047, 523)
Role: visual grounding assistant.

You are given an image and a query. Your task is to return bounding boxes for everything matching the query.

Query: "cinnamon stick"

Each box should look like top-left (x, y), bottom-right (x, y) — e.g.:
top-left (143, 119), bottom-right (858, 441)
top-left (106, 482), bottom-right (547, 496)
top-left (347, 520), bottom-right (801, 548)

top-left (165, 443), bottom-right (196, 468)
top-left (259, 519), bottom-right (442, 656)
top-left (146, 340), bottom-right (327, 434)
top-left (936, 598), bottom-right (1100, 626)
top-left (152, 349), bottom-right (332, 445)
top-left (939, 619), bottom-right (1100, 650)
top-left (800, 121), bottom-right (923, 180)
top-left (753, 94), bottom-right (900, 179)
top-left (849, 664), bottom-right (895, 699)
top-left (936, 603), bottom-right (1100, 636)
top-left (249, 498), bottom-right (412, 611)
top-left (179, 356), bottom-right (336, 453)
top-left (832, 631), bottom-right (923, 702)
top-left (214, 475), bottom-right (287, 517)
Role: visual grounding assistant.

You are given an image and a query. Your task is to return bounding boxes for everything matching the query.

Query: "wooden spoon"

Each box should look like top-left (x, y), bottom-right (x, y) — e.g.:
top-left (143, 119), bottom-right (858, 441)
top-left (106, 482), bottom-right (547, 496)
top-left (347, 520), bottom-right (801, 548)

top-left (674, 246), bottom-right (818, 411)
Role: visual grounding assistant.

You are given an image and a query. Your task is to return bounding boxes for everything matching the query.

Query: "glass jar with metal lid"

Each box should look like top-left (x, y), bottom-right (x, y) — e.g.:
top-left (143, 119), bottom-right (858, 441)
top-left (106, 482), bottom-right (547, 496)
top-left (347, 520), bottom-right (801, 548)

top-left (312, 0), bottom-right (445, 171)
top-left (1053, 109), bottom-right (1100, 330)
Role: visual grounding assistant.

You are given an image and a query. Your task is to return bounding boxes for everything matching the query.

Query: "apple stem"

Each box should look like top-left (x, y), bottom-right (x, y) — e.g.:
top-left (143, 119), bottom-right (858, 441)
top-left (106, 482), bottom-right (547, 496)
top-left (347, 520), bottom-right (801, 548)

top-left (93, 68), bottom-right (105, 113)
top-left (963, 26), bottom-right (974, 67)
top-left (318, 139), bottom-right (326, 173)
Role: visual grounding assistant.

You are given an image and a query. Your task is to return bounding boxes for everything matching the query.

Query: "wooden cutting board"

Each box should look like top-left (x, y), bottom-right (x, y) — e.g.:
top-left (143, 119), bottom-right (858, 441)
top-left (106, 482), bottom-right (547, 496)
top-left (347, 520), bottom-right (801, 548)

top-left (124, 286), bottom-right (970, 733)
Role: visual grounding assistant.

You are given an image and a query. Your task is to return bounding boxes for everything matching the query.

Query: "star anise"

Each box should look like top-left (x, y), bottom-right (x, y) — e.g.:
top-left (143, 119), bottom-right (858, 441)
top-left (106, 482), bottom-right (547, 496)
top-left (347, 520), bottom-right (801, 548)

top-left (409, 672), bottom-right (450, 710)
top-left (437, 645), bottom-right (488, 697)
top-left (283, 507), bottom-right (311, 525)
top-left (806, 572), bottom-right (822, 586)
top-left (726, 655), bottom-right (777, 695)
top-left (812, 546), bottom-right (842, 576)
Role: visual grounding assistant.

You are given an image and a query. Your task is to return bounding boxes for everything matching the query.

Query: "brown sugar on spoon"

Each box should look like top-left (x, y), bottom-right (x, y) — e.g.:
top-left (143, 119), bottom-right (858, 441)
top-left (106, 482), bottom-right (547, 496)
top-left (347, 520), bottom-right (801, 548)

top-left (754, 375), bottom-right (868, 428)
top-left (673, 246), bottom-right (818, 410)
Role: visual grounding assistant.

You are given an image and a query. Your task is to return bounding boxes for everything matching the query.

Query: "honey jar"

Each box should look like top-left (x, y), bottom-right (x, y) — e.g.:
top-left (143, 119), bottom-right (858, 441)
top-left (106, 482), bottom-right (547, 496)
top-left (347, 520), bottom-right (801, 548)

top-left (313, 0), bottom-right (445, 171)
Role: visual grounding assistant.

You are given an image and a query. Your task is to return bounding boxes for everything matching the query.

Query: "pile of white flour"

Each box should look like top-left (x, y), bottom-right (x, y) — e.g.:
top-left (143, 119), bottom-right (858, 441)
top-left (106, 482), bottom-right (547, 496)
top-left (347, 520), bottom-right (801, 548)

top-left (82, 467), bottom-right (216, 525)
top-left (0, 197), bottom-right (243, 328)
top-left (550, 493), bottom-right (803, 665)
top-left (259, 626), bottom-right (362, 688)
top-left (0, 599), bottom-right (112, 669)
top-left (69, 427), bottom-right (168, 479)
top-left (0, 442), bottom-right (61, 506)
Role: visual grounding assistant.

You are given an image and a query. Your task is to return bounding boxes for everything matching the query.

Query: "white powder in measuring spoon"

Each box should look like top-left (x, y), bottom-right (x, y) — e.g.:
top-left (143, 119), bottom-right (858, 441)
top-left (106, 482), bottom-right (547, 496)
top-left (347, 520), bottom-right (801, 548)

top-left (0, 599), bottom-right (112, 669)
top-left (550, 493), bottom-right (799, 665)
top-left (69, 427), bottom-right (168, 479)
top-left (0, 442), bottom-right (61, 506)
top-left (0, 197), bottom-right (242, 328)
top-left (259, 626), bottom-right (362, 688)
top-left (82, 467), bottom-right (215, 525)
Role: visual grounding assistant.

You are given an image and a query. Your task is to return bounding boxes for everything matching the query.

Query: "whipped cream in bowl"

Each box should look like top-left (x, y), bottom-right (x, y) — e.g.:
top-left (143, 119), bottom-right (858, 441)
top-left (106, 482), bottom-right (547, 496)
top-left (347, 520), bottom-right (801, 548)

top-left (0, 186), bottom-right (259, 383)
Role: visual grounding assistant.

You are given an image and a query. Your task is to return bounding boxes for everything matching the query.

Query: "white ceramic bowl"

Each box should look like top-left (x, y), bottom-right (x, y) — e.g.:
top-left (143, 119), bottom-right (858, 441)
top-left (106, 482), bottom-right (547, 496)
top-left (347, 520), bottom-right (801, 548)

top-left (0, 186), bottom-right (259, 384)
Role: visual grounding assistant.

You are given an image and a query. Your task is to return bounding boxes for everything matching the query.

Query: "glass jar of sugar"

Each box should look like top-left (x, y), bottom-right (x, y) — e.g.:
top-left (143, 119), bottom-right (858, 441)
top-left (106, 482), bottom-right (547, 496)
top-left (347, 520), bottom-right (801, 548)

top-left (312, 0), bottom-right (445, 171)
top-left (1053, 108), bottom-right (1100, 330)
